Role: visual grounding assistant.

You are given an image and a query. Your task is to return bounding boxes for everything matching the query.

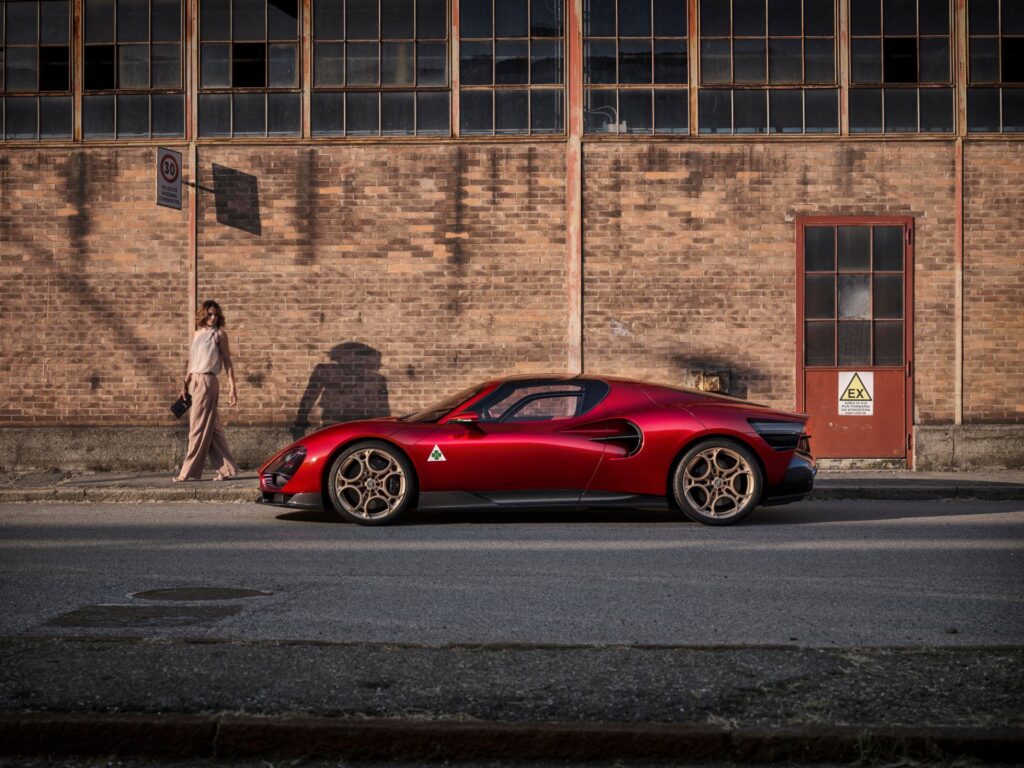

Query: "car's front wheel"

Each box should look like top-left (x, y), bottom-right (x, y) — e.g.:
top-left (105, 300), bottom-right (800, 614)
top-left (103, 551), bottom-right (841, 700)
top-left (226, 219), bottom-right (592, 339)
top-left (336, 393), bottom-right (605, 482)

top-left (327, 441), bottom-right (416, 525)
top-left (671, 439), bottom-right (763, 525)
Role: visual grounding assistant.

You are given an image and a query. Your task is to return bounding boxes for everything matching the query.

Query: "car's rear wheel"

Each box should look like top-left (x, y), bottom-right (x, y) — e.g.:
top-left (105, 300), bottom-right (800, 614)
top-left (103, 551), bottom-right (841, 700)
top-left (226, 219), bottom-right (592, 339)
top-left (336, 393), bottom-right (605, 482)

top-left (671, 439), bottom-right (763, 525)
top-left (327, 441), bottom-right (415, 525)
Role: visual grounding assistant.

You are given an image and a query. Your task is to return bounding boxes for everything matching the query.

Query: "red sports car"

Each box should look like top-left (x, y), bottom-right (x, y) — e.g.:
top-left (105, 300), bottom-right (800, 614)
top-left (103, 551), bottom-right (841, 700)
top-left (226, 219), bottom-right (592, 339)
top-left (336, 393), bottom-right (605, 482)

top-left (258, 375), bottom-right (816, 526)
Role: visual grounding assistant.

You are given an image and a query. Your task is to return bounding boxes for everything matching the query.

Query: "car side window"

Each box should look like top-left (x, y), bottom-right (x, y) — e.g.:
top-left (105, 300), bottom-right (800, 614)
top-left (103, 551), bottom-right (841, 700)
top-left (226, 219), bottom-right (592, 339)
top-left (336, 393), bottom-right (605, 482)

top-left (478, 383), bottom-right (584, 422)
top-left (472, 379), bottom-right (611, 423)
top-left (503, 394), bottom-right (582, 423)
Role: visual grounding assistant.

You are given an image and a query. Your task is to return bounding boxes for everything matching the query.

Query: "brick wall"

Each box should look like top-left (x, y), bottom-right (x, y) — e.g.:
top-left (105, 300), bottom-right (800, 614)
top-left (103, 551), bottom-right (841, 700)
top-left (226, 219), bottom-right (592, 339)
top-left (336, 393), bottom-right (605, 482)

top-left (196, 143), bottom-right (568, 429)
top-left (0, 147), bottom-right (191, 425)
top-left (3, 138), bottom-right (1020, 434)
top-left (582, 141), bottom-right (958, 425)
top-left (963, 142), bottom-right (1024, 424)
top-left (0, 143), bottom-right (567, 429)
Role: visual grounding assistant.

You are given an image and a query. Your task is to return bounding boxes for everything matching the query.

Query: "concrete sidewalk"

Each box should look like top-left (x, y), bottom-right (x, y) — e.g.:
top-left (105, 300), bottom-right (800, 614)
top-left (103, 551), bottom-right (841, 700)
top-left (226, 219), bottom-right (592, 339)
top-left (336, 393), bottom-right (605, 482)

top-left (1, 468), bottom-right (1023, 504)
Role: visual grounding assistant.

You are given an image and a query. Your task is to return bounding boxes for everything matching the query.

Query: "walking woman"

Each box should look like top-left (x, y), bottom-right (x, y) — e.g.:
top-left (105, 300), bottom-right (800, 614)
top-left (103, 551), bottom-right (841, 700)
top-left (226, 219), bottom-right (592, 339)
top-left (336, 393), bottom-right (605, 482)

top-left (174, 300), bottom-right (239, 482)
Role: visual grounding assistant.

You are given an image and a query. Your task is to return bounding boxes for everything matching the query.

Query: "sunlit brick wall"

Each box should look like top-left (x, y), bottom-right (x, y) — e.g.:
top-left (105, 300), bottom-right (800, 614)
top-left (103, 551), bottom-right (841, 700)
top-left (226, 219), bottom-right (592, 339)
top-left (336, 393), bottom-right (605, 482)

top-left (582, 141), bottom-right (958, 425)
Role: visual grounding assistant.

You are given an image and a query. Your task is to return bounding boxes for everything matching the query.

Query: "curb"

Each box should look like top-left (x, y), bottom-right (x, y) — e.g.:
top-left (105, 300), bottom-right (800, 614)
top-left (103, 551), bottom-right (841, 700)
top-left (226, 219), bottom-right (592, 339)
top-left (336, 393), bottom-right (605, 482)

top-left (2, 485), bottom-right (1023, 504)
top-left (0, 487), bottom-right (256, 504)
top-left (809, 484), bottom-right (1024, 501)
top-left (1, 712), bottom-right (1021, 763)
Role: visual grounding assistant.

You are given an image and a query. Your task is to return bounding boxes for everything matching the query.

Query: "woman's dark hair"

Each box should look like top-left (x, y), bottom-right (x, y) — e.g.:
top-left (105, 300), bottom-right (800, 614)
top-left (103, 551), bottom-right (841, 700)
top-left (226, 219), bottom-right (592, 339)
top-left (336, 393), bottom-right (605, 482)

top-left (195, 300), bottom-right (226, 330)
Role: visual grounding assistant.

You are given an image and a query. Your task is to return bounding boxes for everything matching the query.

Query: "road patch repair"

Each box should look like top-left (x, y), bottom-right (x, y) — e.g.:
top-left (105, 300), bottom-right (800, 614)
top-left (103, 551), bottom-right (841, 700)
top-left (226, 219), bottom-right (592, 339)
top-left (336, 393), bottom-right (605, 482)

top-left (0, 637), bottom-right (1021, 763)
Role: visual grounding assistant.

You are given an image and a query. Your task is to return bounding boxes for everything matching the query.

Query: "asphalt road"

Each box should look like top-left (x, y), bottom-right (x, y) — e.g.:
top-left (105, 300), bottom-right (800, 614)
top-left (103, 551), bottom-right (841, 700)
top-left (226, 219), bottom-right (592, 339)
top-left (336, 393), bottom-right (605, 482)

top-left (1, 499), bottom-right (1022, 647)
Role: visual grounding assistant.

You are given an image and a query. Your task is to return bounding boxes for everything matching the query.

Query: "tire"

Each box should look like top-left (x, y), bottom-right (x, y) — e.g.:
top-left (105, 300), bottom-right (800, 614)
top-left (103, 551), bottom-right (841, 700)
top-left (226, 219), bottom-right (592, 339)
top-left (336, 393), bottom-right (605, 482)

top-left (671, 438), bottom-right (763, 526)
top-left (326, 440), bottom-right (416, 526)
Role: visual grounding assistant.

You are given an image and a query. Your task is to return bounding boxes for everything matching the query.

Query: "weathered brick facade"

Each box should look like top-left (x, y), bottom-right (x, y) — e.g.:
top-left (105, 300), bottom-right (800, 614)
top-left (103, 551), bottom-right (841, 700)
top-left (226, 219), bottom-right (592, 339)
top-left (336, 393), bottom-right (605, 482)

top-left (583, 141), bottom-right (958, 425)
top-left (0, 148), bottom-right (190, 425)
top-left (1, 138), bottom-right (1021, 469)
top-left (1, 143), bottom-right (567, 431)
top-left (963, 142), bottom-right (1024, 424)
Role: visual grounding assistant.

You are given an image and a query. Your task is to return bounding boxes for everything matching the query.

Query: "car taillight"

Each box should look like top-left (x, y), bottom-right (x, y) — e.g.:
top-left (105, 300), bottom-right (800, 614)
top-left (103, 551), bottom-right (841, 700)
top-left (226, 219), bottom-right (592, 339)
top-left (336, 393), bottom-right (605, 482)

top-left (748, 420), bottom-right (806, 451)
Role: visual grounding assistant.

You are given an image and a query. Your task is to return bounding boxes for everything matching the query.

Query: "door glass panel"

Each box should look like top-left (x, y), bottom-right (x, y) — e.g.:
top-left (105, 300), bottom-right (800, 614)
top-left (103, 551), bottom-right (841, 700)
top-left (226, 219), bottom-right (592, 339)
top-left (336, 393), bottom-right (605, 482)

top-left (805, 321), bottom-right (834, 366)
top-left (805, 226), bottom-right (835, 271)
top-left (837, 226), bottom-right (870, 270)
top-left (873, 226), bottom-right (903, 270)
top-left (873, 274), bottom-right (903, 319)
top-left (838, 275), bottom-right (870, 319)
top-left (509, 395), bottom-right (581, 422)
top-left (838, 321), bottom-right (871, 366)
top-left (874, 321), bottom-right (903, 365)
top-left (805, 275), bottom-right (835, 318)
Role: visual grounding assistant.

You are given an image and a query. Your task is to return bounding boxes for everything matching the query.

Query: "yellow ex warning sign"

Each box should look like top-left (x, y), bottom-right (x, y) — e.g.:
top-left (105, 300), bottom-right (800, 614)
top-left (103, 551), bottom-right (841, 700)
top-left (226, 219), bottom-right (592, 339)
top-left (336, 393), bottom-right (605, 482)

top-left (838, 372), bottom-right (873, 416)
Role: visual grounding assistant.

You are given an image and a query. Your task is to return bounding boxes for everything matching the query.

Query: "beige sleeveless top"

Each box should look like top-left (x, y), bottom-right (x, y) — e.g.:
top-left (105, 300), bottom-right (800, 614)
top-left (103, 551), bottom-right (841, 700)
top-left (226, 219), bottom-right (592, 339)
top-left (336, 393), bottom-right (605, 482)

top-left (189, 328), bottom-right (222, 374)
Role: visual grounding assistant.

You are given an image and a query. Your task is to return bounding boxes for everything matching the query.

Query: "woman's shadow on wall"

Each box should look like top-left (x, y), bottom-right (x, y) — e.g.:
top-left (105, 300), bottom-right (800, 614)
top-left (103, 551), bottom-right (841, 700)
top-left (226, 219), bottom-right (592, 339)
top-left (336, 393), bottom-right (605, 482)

top-left (292, 342), bottom-right (390, 440)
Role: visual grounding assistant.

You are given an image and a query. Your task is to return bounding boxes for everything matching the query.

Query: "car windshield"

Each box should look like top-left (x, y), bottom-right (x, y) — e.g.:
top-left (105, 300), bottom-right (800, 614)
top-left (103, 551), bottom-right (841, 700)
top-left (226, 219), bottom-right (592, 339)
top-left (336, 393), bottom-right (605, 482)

top-left (398, 384), bottom-right (486, 423)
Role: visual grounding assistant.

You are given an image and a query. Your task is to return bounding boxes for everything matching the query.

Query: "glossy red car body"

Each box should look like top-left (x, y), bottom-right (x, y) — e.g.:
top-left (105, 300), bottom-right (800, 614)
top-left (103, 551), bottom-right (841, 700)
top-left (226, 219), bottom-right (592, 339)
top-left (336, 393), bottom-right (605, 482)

top-left (258, 375), bottom-right (816, 517)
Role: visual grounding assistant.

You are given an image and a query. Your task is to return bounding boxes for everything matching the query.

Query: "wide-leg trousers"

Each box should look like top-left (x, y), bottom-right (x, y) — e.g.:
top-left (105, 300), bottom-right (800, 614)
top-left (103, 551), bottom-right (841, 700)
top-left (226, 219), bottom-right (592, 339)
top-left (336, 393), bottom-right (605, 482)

top-left (176, 372), bottom-right (239, 480)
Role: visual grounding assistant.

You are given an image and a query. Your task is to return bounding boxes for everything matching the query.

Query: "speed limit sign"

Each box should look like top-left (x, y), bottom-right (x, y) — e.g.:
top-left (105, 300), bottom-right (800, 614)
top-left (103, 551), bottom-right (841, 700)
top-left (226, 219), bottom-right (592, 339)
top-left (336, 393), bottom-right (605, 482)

top-left (156, 147), bottom-right (182, 209)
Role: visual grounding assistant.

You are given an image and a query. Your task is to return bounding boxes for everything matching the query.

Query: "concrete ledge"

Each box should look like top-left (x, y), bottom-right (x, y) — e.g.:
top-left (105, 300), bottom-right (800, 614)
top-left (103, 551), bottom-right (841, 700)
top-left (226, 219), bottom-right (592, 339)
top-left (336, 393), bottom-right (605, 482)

top-left (1, 712), bottom-right (1020, 763)
top-left (916, 425), bottom-right (1024, 470)
top-left (0, 426), bottom-right (306, 472)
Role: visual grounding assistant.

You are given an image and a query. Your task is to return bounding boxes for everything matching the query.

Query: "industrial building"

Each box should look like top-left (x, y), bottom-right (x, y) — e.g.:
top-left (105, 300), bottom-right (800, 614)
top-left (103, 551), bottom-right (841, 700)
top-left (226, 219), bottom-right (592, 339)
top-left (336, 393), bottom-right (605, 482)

top-left (1, 0), bottom-right (1022, 470)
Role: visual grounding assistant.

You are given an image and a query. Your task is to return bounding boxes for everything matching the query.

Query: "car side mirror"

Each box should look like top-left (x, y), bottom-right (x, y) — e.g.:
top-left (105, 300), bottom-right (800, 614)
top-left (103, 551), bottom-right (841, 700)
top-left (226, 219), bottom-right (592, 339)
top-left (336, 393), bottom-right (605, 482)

top-left (449, 411), bottom-right (480, 425)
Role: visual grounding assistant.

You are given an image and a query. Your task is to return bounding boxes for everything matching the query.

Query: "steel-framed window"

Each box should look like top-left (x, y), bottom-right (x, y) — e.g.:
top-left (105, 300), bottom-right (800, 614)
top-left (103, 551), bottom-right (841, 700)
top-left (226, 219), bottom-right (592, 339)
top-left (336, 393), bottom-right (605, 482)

top-left (697, 0), bottom-right (838, 134)
top-left (82, 0), bottom-right (184, 138)
top-left (199, 0), bottom-right (301, 137)
top-left (311, 0), bottom-right (449, 136)
top-left (459, 0), bottom-right (566, 136)
top-left (583, 0), bottom-right (689, 134)
top-left (2, 0), bottom-right (72, 140)
top-left (803, 223), bottom-right (906, 368)
top-left (967, 0), bottom-right (1024, 132)
top-left (848, 0), bottom-right (953, 133)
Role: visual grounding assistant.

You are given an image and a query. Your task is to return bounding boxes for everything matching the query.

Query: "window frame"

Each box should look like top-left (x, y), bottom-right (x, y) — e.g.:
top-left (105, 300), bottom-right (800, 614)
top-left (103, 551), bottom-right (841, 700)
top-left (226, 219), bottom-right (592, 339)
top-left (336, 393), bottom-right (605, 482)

top-left (967, 0), bottom-right (1024, 133)
top-left (458, 0), bottom-right (567, 137)
top-left (1, 0), bottom-right (73, 140)
top-left (198, 0), bottom-right (302, 137)
top-left (80, 0), bottom-right (186, 139)
top-left (846, 0), bottom-right (954, 134)
top-left (310, 0), bottom-right (452, 137)
top-left (583, 0), bottom-right (690, 134)
top-left (693, 0), bottom-right (840, 135)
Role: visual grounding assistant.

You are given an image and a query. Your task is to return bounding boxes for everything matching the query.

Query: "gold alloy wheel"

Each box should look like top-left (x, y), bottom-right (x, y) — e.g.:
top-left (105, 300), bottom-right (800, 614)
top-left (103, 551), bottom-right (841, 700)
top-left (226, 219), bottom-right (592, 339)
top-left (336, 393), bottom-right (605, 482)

top-left (334, 448), bottom-right (408, 520)
top-left (681, 446), bottom-right (757, 519)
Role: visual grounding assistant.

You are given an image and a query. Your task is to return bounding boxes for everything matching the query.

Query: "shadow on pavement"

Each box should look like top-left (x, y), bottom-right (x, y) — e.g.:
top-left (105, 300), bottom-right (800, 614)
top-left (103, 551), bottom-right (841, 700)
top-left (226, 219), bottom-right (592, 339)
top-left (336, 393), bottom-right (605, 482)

top-left (275, 499), bottom-right (1021, 527)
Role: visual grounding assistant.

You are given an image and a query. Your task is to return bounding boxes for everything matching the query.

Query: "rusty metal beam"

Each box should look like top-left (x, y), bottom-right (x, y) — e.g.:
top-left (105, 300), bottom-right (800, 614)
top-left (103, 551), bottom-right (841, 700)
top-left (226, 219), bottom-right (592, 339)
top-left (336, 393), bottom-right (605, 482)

top-left (955, 0), bottom-right (968, 136)
top-left (954, 136), bottom-right (964, 426)
top-left (567, 0), bottom-right (583, 374)
top-left (838, 0), bottom-right (849, 135)
top-left (302, 0), bottom-right (312, 138)
top-left (186, 0), bottom-right (199, 326)
top-left (688, 0), bottom-right (698, 136)
top-left (451, 0), bottom-right (460, 137)
top-left (954, 0), bottom-right (967, 424)
top-left (72, 0), bottom-right (82, 141)
top-left (186, 0), bottom-right (198, 140)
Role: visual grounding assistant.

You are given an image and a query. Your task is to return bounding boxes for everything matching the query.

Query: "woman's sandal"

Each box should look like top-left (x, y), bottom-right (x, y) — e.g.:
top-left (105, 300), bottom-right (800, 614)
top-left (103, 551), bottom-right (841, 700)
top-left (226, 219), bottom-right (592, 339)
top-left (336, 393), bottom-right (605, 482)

top-left (212, 473), bottom-right (236, 481)
top-left (172, 476), bottom-right (196, 483)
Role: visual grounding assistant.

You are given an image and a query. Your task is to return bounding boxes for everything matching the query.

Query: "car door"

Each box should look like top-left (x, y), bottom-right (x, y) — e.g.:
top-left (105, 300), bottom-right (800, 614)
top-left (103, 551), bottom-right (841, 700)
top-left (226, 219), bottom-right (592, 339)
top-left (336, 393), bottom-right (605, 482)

top-left (414, 381), bottom-right (607, 499)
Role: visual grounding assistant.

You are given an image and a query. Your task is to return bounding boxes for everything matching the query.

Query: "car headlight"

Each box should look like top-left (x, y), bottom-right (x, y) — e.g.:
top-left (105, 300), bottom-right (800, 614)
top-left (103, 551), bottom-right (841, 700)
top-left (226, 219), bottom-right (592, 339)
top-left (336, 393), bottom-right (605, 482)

top-left (748, 420), bottom-right (806, 451)
top-left (263, 446), bottom-right (307, 487)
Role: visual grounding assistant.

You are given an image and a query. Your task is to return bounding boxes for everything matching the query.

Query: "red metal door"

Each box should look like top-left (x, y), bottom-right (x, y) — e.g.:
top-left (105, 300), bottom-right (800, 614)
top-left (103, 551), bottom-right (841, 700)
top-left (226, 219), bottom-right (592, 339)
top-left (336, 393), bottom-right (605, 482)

top-left (796, 218), bottom-right (914, 462)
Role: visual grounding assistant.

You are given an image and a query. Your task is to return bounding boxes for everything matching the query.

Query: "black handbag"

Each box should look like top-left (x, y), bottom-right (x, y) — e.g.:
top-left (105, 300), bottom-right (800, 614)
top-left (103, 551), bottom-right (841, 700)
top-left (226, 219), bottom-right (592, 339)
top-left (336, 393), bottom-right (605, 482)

top-left (170, 393), bottom-right (192, 419)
